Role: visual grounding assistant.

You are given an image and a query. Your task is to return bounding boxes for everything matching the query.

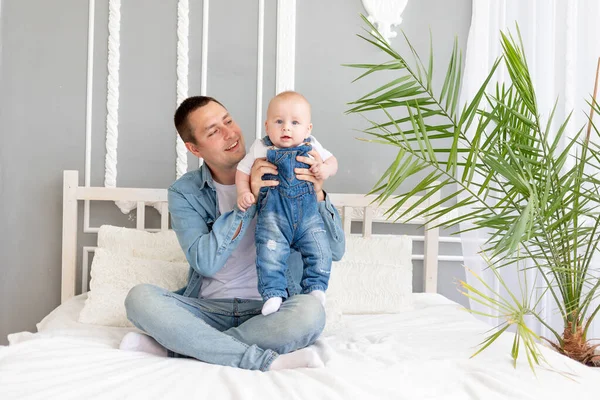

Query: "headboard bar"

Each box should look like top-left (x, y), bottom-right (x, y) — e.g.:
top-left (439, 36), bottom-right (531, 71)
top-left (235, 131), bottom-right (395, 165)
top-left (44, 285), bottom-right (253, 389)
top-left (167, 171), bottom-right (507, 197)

top-left (75, 186), bottom-right (168, 202)
top-left (136, 202), bottom-right (146, 230)
top-left (160, 203), bottom-right (169, 231)
top-left (362, 207), bottom-right (373, 238)
top-left (342, 206), bottom-right (352, 236)
top-left (423, 189), bottom-right (441, 293)
top-left (62, 171), bottom-right (79, 303)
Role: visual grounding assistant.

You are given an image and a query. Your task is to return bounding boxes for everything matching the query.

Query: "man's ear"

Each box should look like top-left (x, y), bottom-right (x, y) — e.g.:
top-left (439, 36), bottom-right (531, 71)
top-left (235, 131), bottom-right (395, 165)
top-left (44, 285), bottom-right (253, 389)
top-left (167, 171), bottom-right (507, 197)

top-left (185, 141), bottom-right (202, 158)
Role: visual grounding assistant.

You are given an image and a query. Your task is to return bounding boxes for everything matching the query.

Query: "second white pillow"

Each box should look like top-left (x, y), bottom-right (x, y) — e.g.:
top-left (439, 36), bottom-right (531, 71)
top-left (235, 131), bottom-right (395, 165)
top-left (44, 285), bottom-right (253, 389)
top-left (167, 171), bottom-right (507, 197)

top-left (327, 234), bottom-right (413, 314)
top-left (78, 248), bottom-right (188, 327)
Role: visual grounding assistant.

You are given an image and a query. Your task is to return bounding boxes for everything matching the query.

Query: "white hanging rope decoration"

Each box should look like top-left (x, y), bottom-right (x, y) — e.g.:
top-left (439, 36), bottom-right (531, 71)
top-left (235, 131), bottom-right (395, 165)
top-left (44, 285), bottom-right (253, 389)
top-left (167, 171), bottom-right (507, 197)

top-left (198, 0), bottom-right (209, 168)
top-left (104, 0), bottom-right (133, 214)
top-left (104, 0), bottom-right (120, 190)
top-left (176, 0), bottom-right (190, 179)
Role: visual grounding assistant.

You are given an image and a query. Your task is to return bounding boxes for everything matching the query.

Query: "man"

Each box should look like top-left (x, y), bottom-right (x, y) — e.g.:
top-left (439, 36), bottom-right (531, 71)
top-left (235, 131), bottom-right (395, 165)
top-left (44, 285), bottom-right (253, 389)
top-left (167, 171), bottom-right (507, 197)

top-left (120, 96), bottom-right (345, 371)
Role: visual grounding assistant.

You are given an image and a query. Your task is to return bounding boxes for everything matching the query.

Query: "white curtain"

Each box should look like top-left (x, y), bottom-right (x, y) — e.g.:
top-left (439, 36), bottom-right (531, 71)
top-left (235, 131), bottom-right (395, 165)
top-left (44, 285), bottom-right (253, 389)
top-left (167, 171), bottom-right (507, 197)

top-left (459, 0), bottom-right (600, 341)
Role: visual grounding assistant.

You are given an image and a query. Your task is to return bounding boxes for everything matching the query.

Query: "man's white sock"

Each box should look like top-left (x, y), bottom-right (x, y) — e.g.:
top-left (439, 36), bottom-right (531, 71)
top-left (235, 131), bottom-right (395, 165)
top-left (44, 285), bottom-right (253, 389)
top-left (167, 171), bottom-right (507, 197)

top-left (269, 347), bottom-right (324, 370)
top-left (309, 290), bottom-right (326, 306)
top-left (119, 332), bottom-right (168, 357)
top-left (262, 297), bottom-right (283, 316)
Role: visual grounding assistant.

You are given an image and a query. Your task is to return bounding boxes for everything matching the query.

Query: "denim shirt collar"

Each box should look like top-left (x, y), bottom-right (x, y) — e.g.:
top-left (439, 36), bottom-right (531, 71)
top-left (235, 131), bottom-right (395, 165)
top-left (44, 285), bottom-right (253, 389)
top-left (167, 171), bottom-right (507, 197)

top-left (198, 162), bottom-right (216, 191)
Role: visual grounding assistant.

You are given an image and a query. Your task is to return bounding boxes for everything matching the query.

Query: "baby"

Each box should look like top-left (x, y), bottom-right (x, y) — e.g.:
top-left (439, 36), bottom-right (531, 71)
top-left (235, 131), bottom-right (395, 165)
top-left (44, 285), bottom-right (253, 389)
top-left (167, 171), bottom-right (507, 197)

top-left (236, 91), bottom-right (338, 316)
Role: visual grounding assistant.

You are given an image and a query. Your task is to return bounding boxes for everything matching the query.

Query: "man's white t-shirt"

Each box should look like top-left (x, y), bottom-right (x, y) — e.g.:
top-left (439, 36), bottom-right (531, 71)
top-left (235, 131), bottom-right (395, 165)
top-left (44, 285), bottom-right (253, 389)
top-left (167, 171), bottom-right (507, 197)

top-left (199, 181), bottom-right (262, 300)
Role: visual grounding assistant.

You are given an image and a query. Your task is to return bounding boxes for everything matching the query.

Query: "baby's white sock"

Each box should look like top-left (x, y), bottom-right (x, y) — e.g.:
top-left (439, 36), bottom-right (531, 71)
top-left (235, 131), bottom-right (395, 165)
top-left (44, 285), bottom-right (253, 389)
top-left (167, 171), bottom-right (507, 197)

top-left (261, 297), bottom-right (283, 316)
top-left (119, 332), bottom-right (168, 357)
top-left (309, 290), bottom-right (326, 306)
top-left (269, 347), bottom-right (324, 370)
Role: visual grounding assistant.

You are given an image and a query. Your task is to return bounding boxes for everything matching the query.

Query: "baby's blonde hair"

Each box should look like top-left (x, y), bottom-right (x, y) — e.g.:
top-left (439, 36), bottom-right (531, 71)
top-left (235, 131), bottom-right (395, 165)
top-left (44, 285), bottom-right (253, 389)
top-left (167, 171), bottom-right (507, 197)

top-left (267, 91), bottom-right (311, 115)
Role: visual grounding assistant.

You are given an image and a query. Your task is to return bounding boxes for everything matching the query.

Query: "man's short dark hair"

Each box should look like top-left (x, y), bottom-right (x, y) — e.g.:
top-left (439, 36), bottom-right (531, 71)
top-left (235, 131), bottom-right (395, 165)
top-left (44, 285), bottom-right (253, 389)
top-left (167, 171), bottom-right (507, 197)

top-left (174, 96), bottom-right (225, 143)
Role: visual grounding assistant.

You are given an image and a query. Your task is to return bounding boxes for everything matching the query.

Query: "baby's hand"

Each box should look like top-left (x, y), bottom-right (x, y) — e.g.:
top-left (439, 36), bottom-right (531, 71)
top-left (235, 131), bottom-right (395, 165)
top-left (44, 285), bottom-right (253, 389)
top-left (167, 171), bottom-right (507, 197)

top-left (237, 192), bottom-right (256, 211)
top-left (310, 162), bottom-right (332, 181)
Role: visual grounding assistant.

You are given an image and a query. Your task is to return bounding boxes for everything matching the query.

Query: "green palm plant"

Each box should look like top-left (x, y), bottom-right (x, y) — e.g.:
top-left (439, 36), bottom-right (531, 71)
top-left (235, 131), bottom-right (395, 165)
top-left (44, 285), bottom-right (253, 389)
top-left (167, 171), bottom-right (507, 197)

top-left (345, 15), bottom-right (600, 369)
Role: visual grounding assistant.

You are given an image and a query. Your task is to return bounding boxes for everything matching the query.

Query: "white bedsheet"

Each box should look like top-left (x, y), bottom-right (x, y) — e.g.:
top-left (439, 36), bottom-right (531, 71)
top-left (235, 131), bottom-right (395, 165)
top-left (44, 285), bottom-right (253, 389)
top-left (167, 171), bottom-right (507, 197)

top-left (0, 293), bottom-right (597, 400)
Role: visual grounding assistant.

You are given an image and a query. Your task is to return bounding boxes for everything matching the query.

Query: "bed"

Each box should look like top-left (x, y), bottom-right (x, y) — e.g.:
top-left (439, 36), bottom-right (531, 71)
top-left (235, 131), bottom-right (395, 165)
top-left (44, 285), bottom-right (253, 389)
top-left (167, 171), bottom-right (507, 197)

top-left (0, 170), bottom-right (597, 400)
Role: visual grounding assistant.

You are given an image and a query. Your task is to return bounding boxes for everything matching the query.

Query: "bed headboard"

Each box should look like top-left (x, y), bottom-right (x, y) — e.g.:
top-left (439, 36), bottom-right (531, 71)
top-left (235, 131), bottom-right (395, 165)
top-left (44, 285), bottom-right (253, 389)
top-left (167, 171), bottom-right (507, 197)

top-left (62, 170), bottom-right (447, 303)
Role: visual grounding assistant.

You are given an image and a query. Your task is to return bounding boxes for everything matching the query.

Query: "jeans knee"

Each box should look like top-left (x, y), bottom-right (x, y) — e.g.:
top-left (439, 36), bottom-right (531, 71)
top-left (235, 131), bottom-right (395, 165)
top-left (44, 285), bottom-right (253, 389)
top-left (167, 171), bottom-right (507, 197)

top-left (293, 294), bottom-right (326, 337)
top-left (257, 295), bottom-right (326, 354)
top-left (124, 284), bottom-right (161, 322)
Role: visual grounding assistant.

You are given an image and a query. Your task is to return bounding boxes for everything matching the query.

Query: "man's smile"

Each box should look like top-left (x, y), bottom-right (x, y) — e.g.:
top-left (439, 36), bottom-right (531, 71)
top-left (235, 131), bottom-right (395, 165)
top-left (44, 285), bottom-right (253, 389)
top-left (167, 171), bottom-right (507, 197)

top-left (225, 140), bottom-right (239, 151)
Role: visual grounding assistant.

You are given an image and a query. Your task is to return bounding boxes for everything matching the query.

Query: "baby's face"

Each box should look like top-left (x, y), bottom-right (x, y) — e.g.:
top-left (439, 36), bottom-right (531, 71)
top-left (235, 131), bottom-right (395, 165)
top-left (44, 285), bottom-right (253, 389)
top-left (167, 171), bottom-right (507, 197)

top-left (265, 97), bottom-right (312, 148)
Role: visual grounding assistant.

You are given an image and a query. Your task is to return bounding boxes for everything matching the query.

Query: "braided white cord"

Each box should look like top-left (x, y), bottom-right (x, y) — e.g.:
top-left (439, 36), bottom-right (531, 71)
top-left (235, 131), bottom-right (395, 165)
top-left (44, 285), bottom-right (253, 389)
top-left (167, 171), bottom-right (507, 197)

top-left (103, 0), bottom-right (133, 214)
top-left (197, 0), bottom-right (209, 168)
top-left (176, 0), bottom-right (189, 179)
top-left (104, 0), bottom-right (120, 190)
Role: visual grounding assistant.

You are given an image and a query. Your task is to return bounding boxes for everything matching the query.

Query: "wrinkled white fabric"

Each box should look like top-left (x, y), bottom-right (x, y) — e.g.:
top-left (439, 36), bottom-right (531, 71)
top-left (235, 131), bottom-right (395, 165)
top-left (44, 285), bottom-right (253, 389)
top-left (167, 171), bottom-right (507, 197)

top-left (2, 293), bottom-right (596, 400)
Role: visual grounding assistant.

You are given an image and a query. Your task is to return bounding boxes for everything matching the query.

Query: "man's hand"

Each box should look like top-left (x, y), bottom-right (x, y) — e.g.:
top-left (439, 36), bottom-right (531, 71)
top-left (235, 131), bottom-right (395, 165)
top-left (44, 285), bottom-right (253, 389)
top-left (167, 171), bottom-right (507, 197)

top-left (250, 158), bottom-right (279, 200)
top-left (237, 192), bottom-right (256, 211)
top-left (295, 150), bottom-right (325, 201)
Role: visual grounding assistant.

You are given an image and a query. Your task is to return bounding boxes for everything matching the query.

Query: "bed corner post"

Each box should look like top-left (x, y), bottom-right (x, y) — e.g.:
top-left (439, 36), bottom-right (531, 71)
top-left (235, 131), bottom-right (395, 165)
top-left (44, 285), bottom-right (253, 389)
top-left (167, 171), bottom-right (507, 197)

top-left (423, 187), bottom-right (440, 293)
top-left (62, 170), bottom-right (79, 303)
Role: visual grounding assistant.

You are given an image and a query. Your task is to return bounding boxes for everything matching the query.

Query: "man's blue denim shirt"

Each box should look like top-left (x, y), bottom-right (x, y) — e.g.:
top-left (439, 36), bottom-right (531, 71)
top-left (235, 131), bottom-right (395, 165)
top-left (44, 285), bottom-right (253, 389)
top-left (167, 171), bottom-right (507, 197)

top-left (168, 163), bottom-right (346, 299)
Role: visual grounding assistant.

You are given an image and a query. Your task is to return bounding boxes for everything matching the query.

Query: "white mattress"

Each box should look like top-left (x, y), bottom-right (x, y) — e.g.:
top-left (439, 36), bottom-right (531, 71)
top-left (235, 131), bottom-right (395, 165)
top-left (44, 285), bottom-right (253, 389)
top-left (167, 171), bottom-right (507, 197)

top-left (0, 293), bottom-right (597, 400)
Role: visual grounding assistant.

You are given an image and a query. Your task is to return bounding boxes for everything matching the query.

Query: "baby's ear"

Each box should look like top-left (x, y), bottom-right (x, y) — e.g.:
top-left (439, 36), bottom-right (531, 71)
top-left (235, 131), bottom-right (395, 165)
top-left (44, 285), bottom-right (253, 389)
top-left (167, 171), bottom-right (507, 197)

top-left (306, 123), bottom-right (313, 136)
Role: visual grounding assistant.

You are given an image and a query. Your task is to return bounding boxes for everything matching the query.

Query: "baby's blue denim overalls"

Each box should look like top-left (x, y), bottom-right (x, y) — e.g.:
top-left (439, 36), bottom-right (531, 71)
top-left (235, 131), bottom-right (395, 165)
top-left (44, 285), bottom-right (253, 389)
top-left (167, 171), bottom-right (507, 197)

top-left (255, 136), bottom-right (333, 300)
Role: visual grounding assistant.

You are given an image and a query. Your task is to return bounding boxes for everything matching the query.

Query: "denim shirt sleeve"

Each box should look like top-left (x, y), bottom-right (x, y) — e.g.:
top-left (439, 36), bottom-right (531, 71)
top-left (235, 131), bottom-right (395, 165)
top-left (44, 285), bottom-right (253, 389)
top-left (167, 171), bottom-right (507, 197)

top-left (317, 191), bottom-right (346, 261)
top-left (168, 187), bottom-right (257, 278)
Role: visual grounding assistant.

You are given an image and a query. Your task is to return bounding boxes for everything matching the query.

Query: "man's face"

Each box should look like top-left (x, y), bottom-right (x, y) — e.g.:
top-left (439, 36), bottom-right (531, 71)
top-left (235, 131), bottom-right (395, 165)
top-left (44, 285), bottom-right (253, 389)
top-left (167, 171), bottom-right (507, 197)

top-left (185, 101), bottom-right (246, 172)
top-left (265, 97), bottom-right (312, 148)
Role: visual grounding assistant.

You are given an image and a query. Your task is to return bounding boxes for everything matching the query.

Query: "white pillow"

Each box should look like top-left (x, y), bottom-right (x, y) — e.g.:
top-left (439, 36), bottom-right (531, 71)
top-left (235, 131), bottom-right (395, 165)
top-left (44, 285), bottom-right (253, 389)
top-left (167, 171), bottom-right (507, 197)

top-left (339, 233), bottom-right (412, 264)
top-left (78, 248), bottom-right (188, 327)
top-left (327, 234), bottom-right (413, 314)
top-left (98, 225), bottom-right (186, 262)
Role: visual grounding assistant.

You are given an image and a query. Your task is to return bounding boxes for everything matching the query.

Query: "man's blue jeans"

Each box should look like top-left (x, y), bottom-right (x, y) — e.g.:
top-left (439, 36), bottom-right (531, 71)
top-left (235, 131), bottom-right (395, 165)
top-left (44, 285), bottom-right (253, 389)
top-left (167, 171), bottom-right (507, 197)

top-left (124, 284), bottom-right (326, 371)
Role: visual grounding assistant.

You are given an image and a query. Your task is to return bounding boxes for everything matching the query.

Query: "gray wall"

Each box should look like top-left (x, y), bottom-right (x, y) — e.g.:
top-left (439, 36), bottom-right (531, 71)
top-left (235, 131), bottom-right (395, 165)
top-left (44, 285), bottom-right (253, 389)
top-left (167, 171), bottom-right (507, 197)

top-left (0, 0), bottom-right (472, 344)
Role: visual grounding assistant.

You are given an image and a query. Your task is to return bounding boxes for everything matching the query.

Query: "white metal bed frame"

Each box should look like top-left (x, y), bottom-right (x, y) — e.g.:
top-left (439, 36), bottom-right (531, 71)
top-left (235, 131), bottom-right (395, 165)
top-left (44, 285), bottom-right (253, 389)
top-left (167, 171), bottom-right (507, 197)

top-left (61, 170), bottom-right (452, 304)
